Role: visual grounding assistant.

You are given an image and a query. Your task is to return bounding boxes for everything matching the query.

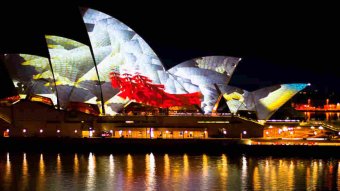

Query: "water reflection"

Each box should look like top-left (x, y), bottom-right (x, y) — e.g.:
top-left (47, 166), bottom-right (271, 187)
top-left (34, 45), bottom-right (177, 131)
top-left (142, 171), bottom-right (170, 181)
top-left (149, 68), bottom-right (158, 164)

top-left (57, 153), bottom-right (61, 175)
top-left (145, 153), bottom-right (156, 191)
top-left (164, 154), bottom-right (170, 181)
top-left (87, 153), bottom-right (96, 191)
top-left (202, 154), bottom-right (209, 190)
top-left (218, 154), bottom-right (228, 188)
top-left (0, 153), bottom-right (340, 190)
top-left (22, 153), bottom-right (28, 191)
top-left (38, 154), bottom-right (45, 191)
top-left (3, 153), bottom-right (11, 191)
top-left (125, 154), bottom-right (133, 189)
top-left (74, 153), bottom-right (79, 176)
top-left (109, 154), bottom-right (114, 178)
top-left (241, 156), bottom-right (247, 190)
top-left (305, 112), bottom-right (340, 121)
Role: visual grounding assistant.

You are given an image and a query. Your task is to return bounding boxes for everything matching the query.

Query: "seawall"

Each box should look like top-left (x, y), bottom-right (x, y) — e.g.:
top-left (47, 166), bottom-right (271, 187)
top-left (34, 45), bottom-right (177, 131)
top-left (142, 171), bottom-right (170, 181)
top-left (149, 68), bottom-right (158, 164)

top-left (1, 138), bottom-right (340, 157)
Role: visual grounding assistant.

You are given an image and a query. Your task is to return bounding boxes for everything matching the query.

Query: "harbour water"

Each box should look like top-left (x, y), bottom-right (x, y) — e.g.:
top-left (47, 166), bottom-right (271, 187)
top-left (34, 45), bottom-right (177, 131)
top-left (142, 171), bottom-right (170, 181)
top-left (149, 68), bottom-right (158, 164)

top-left (0, 152), bottom-right (339, 190)
top-left (305, 112), bottom-right (340, 121)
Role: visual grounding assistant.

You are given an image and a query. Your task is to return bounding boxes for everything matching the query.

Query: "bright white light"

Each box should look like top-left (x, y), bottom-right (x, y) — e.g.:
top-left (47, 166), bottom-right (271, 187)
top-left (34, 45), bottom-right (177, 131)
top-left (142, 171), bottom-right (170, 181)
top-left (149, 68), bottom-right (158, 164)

top-left (119, 130), bottom-right (123, 136)
top-left (6, 129), bottom-right (9, 132)
top-left (223, 130), bottom-right (227, 135)
top-left (109, 130), bottom-right (113, 133)
top-left (40, 129), bottom-right (43, 133)
top-left (311, 126), bottom-right (315, 129)
top-left (57, 129), bottom-right (60, 133)
top-left (307, 83), bottom-right (311, 86)
top-left (23, 129), bottom-right (26, 133)
top-left (165, 130), bottom-right (169, 134)
top-left (243, 131), bottom-right (247, 135)
top-left (128, 130), bottom-right (131, 134)
top-left (266, 131), bottom-right (269, 135)
top-left (150, 128), bottom-right (154, 138)
top-left (318, 126), bottom-right (323, 130)
top-left (269, 126), bottom-right (273, 129)
top-left (74, 130), bottom-right (78, 133)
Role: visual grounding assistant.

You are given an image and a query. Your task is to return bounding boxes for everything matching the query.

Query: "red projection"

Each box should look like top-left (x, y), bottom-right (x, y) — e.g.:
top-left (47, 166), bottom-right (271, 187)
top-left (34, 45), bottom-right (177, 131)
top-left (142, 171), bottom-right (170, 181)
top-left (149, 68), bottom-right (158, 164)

top-left (110, 72), bottom-right (201, 108)
top-left (0, 95), bottom-right (20, 105)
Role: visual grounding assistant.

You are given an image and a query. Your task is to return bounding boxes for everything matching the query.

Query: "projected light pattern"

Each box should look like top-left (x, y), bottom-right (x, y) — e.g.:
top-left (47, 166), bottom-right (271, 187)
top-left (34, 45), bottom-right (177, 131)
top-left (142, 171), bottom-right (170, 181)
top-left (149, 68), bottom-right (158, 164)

top-left (167, 56), bottom-right (241, 113)
top-left (218, 85), bottom-right (254, 113)
top-left (253, 83), bottom-right (308, 120)
top-left (110, 72), bottom-right (201, 108)
top-left (0, 8), bottom-right (307, 119)
top-left (214, 84), bottom-right (307, 120)
top-left (1, 54), bottom-right (58, 106)
top-left (81, 8), bottom-right (168, 115)
top-left (46, 35), bottom-right (102, 110)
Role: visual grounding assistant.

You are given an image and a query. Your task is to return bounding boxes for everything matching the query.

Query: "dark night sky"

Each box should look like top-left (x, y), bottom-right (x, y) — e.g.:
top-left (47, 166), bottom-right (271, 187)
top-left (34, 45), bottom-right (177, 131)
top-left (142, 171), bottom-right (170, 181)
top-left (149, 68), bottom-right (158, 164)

top-left (1, 1), bottom-right (339, 99)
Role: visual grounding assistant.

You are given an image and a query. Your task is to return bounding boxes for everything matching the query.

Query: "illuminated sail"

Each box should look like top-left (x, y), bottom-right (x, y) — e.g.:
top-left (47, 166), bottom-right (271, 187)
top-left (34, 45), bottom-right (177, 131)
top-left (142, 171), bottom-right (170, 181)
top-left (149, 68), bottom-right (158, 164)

top-left (1, 54), bottom-right (58, 105)
top-left (46, 35), bottom-right (102, 111)
top-left (252, 83), bottom-right (308, 120)
top-left (168, 56), bottom-right (241, 113)
top-left (81, 8), bottom-right (172, 115)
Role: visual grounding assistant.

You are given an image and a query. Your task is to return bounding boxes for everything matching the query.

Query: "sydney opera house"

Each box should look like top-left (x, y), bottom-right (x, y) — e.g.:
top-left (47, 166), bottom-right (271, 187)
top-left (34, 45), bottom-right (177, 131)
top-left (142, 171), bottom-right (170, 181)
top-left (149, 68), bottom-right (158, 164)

top-left (0, 8), bottom-right (308, 138)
